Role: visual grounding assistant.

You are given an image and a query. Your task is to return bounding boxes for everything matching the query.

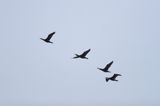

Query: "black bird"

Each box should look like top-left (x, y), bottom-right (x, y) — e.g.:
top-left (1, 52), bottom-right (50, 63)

top-left (73, 49), bottom-right (91, 59)
top-left (40, 32), bottom-right (55, 43)
top-left (97, 61), bottom-right (113, 73)
top-left (105, 74), bottom-right (122, 82)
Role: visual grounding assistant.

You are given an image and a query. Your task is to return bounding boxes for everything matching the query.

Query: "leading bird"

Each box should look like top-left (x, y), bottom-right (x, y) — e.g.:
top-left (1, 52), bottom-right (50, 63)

top-left (73, 49), bottom-right (91, 59)
top-left (105, 74), bottom-right (122, 82)
top-left (40, 32), bottom-right (55, 43)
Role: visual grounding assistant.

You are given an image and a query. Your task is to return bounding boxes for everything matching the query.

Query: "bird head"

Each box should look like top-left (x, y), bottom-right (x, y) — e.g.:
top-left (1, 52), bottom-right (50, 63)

top-left (105, 77), bottom-right (109, 82)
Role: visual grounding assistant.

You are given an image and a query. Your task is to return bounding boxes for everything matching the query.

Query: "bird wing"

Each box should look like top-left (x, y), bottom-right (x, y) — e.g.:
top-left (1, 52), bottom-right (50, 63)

top-left (111, 74), bottom-right (121, 79)
top-left (115, 73), bottom-right (121, 76)
top-left (105, 61), bottom-right (113, 70)
top-left (46, 32), bottom-right (55, 41)
top-left (81, 49), bottom-right (91, 57)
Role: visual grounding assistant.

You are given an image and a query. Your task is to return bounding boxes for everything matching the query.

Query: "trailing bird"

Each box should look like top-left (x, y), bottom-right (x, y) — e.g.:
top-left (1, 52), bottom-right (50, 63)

top-left (97, 61), bottom-right (113, 73)
top-left (40, 32), bottom-right (55, 43)
top-left (73, 49), bottom-right (91, 59)
top-left (105, 74), bottom-right (122, 82)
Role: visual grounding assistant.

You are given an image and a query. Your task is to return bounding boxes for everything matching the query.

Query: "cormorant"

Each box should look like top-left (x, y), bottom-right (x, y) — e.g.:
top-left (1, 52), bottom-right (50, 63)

top-left (73, 49), bottom-right (91, 59)
top-left (40, 32), bottom-right (55, 43)
top-left (105, 74), bottom-right (122, 82)
top-left (97, 61), bottom-right (113, 73)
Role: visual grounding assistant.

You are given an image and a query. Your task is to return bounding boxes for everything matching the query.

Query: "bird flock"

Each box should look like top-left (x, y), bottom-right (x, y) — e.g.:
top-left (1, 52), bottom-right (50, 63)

top-left (40, 32), bottom-right (122, 83)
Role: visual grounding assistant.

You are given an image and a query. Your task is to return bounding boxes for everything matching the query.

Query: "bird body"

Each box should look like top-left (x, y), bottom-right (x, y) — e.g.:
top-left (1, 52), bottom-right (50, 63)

top-left (40, 32), bottom-right (55, 43)
top-left (105, 74), bottom-right (122, 82)
top-left (73, 49), bottom-right (91, 59)
top-left (98, 61), bottom-right (113, 72)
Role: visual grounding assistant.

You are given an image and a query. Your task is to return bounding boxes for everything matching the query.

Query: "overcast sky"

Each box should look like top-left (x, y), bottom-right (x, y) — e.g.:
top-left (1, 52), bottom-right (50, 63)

top-left (0, 0), bottom-right (160, 106)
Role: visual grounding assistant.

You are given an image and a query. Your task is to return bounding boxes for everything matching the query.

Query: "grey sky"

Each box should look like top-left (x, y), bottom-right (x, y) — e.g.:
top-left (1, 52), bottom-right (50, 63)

top-left (0, 0), bottom-right (160, 106)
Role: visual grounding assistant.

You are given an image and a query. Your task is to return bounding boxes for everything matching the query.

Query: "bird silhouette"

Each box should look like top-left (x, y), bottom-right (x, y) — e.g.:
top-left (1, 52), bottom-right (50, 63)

top-left (73, 49), bottom-right (91, 59)
top-left (40, 32), bottom-right (55, 43)
top-left (105, 74), bottom-right (122, 82)
top-left (97, 61), bottom-right (113, 73)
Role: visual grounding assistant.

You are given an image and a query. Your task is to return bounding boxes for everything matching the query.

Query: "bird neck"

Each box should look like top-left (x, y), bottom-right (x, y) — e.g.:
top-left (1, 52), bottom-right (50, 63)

top-left (98, 68), bottom-right (103, 70)
top-left (75, 54), bottom-right (79, 57)
top-left (40, 38), bottom-right (45, 40)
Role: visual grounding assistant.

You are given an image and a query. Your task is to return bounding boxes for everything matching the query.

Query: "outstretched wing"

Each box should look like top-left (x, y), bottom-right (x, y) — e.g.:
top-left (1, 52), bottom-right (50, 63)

top-left (46, 32), bottom-right (55, 41)
top-left (81, 49), bottom-right (91, 57)
top-left (105, 61), bottom-right (113, 70)
top-left (111, 74), bottom-right (121, 79)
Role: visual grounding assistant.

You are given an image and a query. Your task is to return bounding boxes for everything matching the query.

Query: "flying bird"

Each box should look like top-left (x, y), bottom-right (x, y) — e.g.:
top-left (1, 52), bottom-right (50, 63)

top-left (40, 32), bottom-right (55, 43)
top-left (97, 61), bottom-right (113, 73)
top-left (73, 49), bottom-right (91, 59)
top-left (105, 74), bottom-right (122, 82)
